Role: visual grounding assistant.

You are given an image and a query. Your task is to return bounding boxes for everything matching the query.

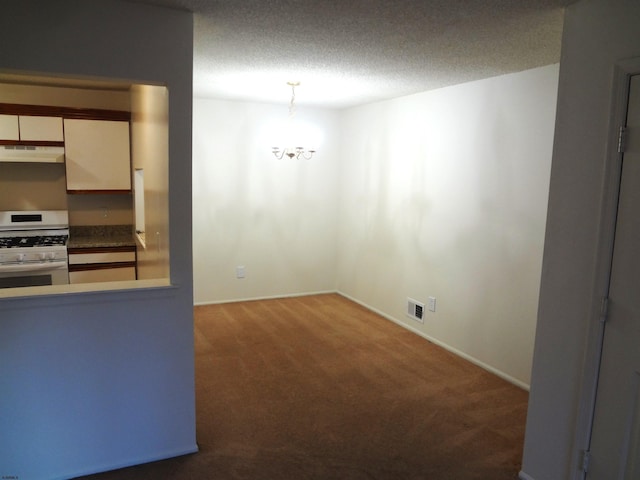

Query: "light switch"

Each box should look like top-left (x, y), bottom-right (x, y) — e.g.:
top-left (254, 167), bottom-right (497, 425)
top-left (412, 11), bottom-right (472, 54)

top-left (236, 266), bottom-right (245, 279)
top-left (428, 296), bottom-right (436, 312)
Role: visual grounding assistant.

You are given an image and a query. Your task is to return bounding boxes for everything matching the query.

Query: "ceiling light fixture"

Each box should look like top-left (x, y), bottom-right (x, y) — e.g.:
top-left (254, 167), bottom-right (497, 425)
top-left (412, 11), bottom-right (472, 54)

top-left (272, 81), bottom-right (316, 160)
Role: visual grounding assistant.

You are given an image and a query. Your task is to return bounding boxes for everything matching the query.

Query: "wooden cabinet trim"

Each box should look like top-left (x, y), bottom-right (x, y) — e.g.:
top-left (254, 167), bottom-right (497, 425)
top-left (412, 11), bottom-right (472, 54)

top-left (68, 262), bottom-right (136, 272)
top-left (68, 246), bottom-right (135, 254)
top-left (0, 103), bottom-right (130, 121)
top-left (67, 189), bottom-right (132, 195)
top-left (0, 139), bottom-right (65, 147)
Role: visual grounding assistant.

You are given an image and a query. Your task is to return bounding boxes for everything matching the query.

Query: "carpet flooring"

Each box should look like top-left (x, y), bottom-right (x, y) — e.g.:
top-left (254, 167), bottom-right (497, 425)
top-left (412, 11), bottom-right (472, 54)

top-left (76, 293), bottom-right (528, 479)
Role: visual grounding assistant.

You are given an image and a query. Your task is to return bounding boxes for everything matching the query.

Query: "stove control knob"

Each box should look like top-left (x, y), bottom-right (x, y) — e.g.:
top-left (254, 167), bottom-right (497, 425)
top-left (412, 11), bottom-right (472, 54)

top-left (47, 252), bottom-right (56, 260)
top-left (39, 252), bottom-right (47, 260)
top-left (16, 253), bottom-right (25, 262)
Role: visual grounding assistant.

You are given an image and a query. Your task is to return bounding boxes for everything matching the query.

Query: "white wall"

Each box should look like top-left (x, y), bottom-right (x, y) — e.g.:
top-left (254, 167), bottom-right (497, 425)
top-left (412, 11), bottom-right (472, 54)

top-left (193, 98), bottom-right (340, 302)
top-left (337, 65), bottom-right (558, 387)
top-left (192, 65), bottom-right (558, 387)
top-left (0, 1), bottom-right (196, 479)
top-left (522, 1), bottom-right (640, 479)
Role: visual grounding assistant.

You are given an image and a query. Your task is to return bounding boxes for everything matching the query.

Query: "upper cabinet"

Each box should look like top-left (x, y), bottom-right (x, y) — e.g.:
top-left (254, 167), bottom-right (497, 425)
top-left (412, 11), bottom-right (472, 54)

top-left (64, 119), bottom-right (132, 193)
top-left (19, 116), bottom-right (63, 141)
top-left (0, 114), bottom-right (63, 142)
top-left (0, 104), bottom-right (132, 193)
top-left (0, 115), bottom-right (19, 140)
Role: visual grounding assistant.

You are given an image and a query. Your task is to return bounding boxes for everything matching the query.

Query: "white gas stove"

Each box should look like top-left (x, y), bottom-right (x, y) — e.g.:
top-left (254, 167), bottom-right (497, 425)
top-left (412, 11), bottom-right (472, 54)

top-left (0, 210), bottom-right (70, 288)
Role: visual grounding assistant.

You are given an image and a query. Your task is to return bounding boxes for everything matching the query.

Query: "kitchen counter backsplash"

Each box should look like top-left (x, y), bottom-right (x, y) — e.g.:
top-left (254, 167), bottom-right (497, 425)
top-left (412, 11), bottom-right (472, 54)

top-left (68, 224), bottom-right (135, 248)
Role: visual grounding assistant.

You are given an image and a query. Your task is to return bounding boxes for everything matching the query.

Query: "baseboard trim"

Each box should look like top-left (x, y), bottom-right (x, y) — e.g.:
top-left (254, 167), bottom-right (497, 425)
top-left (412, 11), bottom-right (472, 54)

top-left (62, 444), bottom-right (199, 480)
top-left (194, 290), bottom-right (337, 306)
top-left (519, 470), bottom-right (536, 480)
top-left (195, 290), bottom-right (530, 391)
top-left (337, 291), bottom-right (530, 391)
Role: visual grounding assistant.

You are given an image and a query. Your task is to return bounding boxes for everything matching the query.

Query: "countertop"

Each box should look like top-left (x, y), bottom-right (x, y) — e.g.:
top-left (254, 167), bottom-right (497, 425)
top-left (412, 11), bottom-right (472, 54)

top-left (67, 225), bottom-right (136, 249)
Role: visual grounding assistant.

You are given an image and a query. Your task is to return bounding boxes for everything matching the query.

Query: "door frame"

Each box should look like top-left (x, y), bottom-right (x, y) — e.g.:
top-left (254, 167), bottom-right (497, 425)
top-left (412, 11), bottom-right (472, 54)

top-left (572, 57), bottom-right (640, 480)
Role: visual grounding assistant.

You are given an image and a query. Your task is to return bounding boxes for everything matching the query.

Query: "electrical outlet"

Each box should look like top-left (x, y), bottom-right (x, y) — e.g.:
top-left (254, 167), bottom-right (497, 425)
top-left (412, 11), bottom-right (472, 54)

top-left (428, 296), bottom-right (436, 312)
top-left (236, 266), bottom-right (245, 279)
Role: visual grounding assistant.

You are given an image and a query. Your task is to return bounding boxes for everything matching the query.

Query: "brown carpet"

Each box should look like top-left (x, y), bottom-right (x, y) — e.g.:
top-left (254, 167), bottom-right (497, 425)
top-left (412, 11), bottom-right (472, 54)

top-left (77, 293), bottom-right (528, 479)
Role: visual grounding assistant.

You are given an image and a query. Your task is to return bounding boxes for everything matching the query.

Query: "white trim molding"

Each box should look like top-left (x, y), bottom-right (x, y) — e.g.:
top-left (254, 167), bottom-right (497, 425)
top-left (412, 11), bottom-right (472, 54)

top-left (338, 291), bottom-right (530, 391)
top-left (519, 471), bottom-right (536, 480)
top-left (193, 290), bottom-right (337, 306)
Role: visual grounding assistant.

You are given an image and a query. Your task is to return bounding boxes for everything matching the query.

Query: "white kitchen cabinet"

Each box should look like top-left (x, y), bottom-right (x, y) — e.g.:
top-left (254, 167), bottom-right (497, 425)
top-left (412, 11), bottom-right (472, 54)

top-left (69, 266), bottom-right (136, 284)
top-left (19, 116), bottom-right (64, 141)
top-left (64, 119), bottom-right (131, 192)
top-left (68, 250), bottom-right (136, 265)
top-left (0, 115), bottom-right (63, 141)
top-left (0, 115), bottom-right (19, 140)
top-left (68, 247), bottom-right (136, 284)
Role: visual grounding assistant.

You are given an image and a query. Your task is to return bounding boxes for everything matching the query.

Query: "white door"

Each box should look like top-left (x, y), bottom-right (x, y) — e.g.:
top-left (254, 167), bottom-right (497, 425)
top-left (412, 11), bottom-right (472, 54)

top-left (588, 75), bottom-right (640, 478)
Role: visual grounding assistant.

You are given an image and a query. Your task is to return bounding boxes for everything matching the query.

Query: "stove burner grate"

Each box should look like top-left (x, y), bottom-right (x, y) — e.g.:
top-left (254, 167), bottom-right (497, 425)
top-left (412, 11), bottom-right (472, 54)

top-left (0, 235), bottom-right (69, 248)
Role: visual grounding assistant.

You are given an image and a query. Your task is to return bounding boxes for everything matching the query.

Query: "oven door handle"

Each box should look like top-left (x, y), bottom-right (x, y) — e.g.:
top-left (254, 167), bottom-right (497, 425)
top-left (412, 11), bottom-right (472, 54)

top-left (0, 261), bottom-right (68, 273)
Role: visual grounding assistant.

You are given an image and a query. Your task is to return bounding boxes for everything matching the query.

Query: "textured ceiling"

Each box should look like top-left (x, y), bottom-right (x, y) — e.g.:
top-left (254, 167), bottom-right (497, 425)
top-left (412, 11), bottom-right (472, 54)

top-left (131, 0), bottom-right (573, 108)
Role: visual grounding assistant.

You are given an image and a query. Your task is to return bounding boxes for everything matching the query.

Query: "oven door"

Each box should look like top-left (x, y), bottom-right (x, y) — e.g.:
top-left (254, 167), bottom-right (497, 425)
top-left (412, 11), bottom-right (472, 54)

top-left (0, 260), bottom-right (69, 289)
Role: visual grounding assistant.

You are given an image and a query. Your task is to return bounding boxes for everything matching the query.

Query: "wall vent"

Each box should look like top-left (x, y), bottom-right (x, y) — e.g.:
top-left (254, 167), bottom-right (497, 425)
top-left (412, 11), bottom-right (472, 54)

top-left (407, 298), bottom-right (425, 323)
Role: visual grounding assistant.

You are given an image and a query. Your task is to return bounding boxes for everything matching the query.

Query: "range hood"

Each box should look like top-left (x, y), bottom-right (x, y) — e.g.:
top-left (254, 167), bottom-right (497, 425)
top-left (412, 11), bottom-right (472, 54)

top-left (0, 145), bottom-right (65, 163)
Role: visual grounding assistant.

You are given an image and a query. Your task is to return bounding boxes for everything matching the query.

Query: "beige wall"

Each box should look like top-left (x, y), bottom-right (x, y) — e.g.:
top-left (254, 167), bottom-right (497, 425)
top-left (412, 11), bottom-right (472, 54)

top-left (0, 162), bottom-right (67, 211)
top-left (0, 82), bottom-right (130, 110)
top-left (130, 84), bottom-right (170, 280)
top-left (67, 194), bottom-right (133, 225)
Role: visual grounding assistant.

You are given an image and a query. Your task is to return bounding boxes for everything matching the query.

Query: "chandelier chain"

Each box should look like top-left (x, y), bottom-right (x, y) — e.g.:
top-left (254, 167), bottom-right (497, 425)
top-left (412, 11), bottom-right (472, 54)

top-left (288, 81), bottom-right (298, 119)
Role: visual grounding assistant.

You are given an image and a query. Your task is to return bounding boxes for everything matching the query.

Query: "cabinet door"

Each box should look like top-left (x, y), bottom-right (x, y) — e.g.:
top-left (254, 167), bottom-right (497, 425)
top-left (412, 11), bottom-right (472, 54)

top-left (69, 266), bottom-right (136, 284)
top-left (0, 114), bottom-right (19, 140)
top-left (19, 116), bottom-right (64, 141)
top-left (68, 251), bottom-right (136, 264)
top-left (64, 119), bottom-right (131, 192)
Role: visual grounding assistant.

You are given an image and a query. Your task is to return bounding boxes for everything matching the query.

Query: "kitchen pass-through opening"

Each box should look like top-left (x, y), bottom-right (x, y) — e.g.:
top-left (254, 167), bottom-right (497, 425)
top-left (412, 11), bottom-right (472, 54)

top-left (0, 72), bottom-right (171, 297)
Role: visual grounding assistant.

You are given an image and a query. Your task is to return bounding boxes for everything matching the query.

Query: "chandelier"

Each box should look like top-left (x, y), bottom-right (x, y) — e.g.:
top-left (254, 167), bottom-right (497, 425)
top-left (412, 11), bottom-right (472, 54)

top-left (272, 81), bottom-right (316, 160)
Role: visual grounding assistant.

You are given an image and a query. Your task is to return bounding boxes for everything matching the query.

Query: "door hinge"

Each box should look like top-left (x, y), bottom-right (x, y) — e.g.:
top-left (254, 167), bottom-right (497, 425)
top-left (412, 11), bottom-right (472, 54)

top-left (582, 450), bottom-right (591, 473)
top-left (618, 126), bottom-right (627, 153)
top-left (600, 296), bottom-right (609, 324)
